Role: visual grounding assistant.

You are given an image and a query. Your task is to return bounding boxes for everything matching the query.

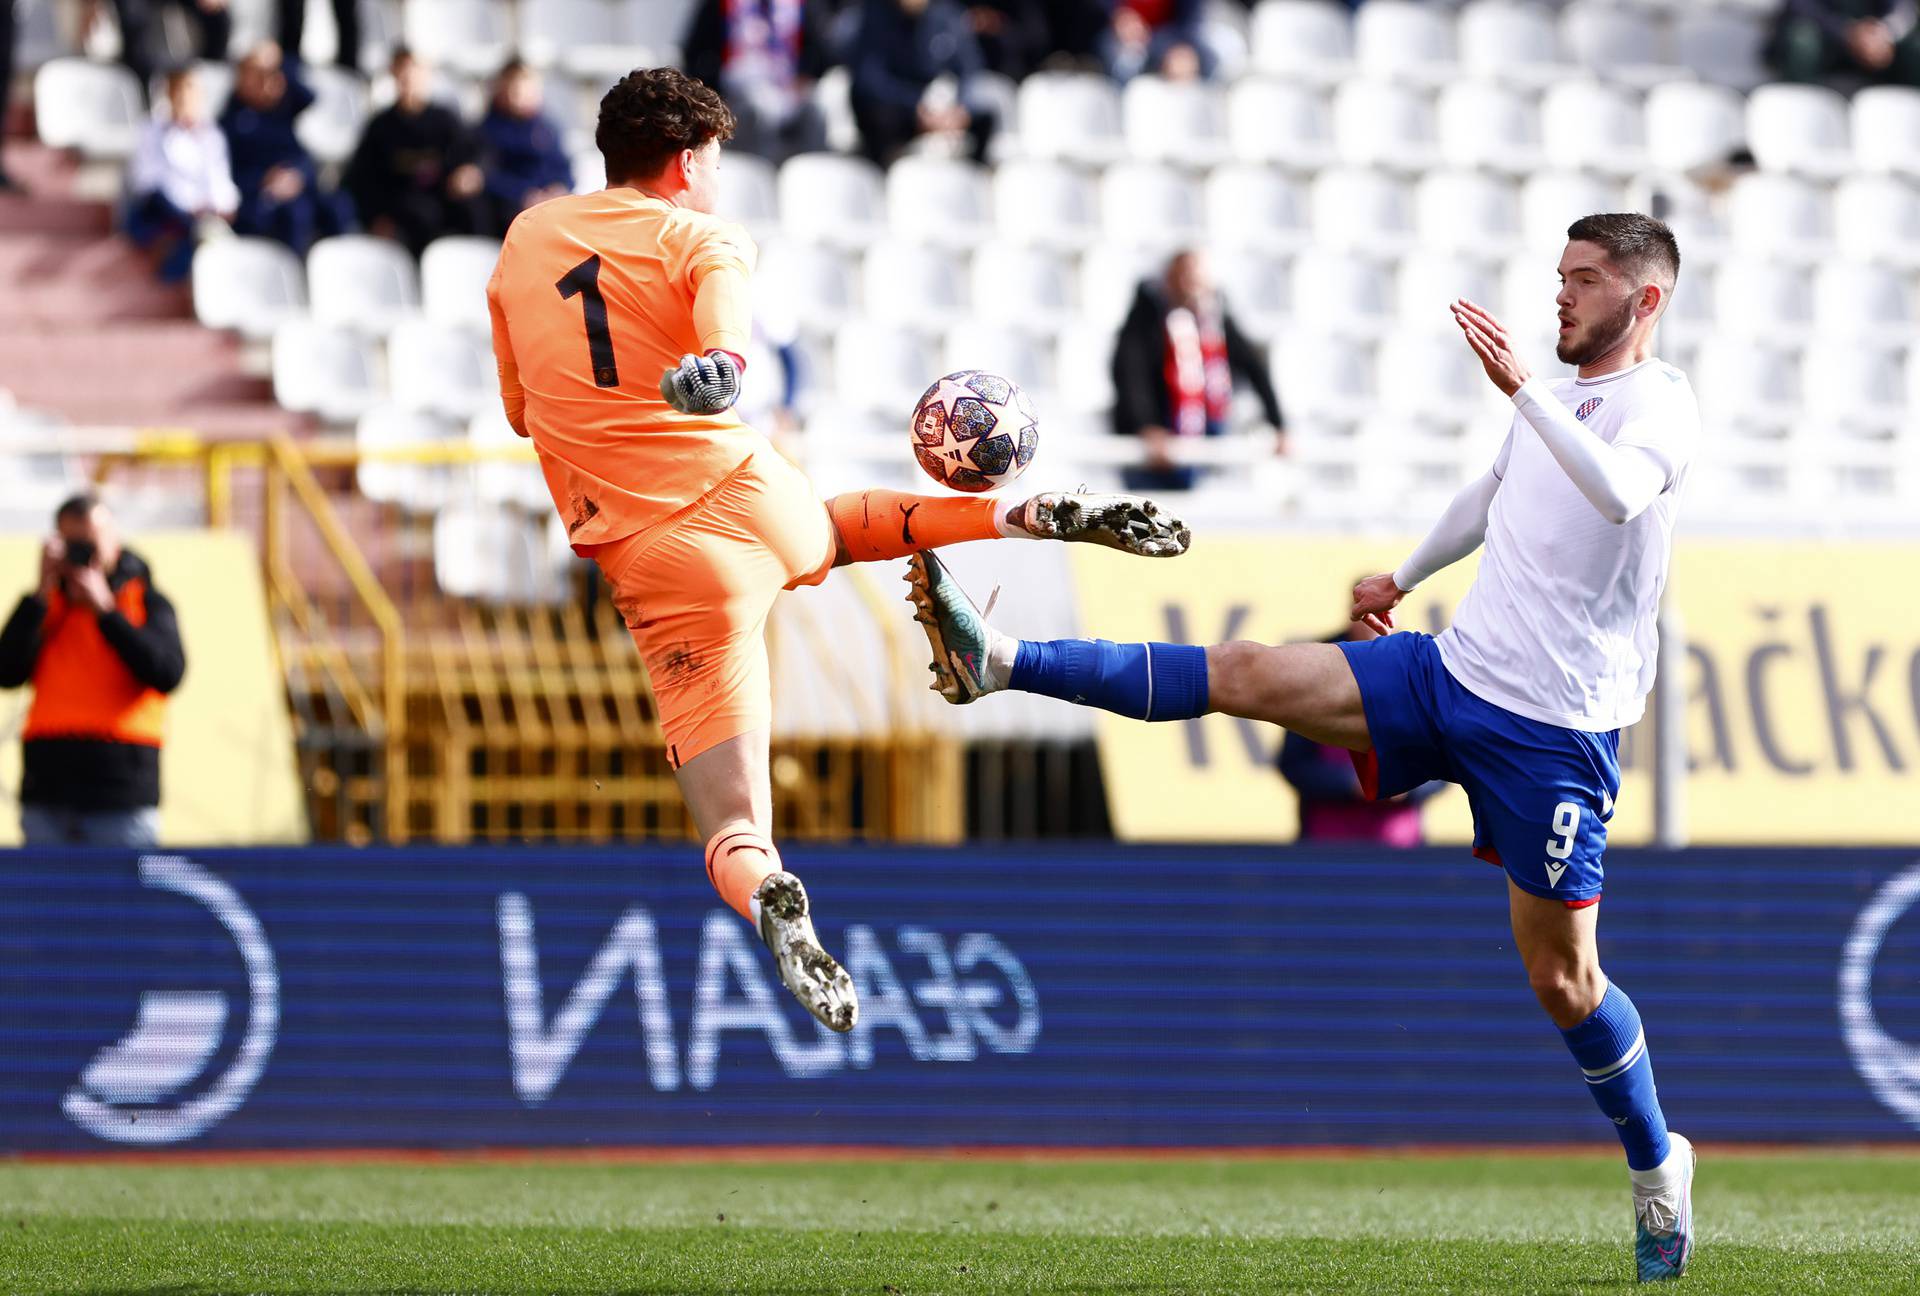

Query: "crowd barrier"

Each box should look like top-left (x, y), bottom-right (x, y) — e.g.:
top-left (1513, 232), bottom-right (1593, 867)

top-left (4, 845), bottom-right (1917, 1151)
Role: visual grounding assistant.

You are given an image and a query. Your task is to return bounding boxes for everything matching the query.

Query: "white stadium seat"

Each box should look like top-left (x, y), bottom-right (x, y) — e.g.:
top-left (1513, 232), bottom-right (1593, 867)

top-left (1052, 321), bottom-right (1117, 416)
top-left (434, 503), bottom-right (569, 603)
top-left (1376, 329), bottom-right (1492, 426)
top-left (1249, 0), bottom-right (1354, 86)
top-left (832, 319), bottom-right (938, 415)
top-left (991, 159), bottom-right (1100, 249)
top-left (1309, 168), bottom-right (1414, 254)
top-left (1204, 165), bottom-right (1311, 255)
top-left (388, 320), bottom-right (495, 419)
top-left (1851, 87), bottom-right (1920, 179)
top-left (1711, 263), bottom-right (1813, 345)
top-left (1811, 262), bottom-right (1915, 340)
top-left (1121, 76), bottom-right (1230, 166)
top-left (571, 147), bottom-right (605, 193)
top-left (1273, 328), bottom-right (1375, 425)
top-left (1332, 78), bottom-right (1439, 172)
top-left (1657, 262), bottom-right (1716, 342)
top-left (470, 409), bottom-right (550, 512)
top-left (1099, 162), bottom-right (1203, 249)
top-left (1498, 253), bottom-right (1565, 338)
top-left (1539, 81), bottom-right (1646, 179)
top-left (1215, 250), bottom-right (1291, 339)
top-left (192, 238), bottom-right (308, 342)
top-left (1436, 80), bottom-right (1543, 176)
top-left (273, 320), bottom-right (385, 424)
top-left (861, 240), bottom-right (969, 326)
top-left (942, 323), bottom-right (1052, 399)
top-left (1644, 82), bottom-right (1747, 175)
top-left (1458, 0), bottom-right (1566, 88)
top-left (1398, 254), bottom-right (1500, 331)
top-left (885, 155), bottom-right (993, 249)
top-left (356, 406), bottom-right (464, 509)
top-left (34, 58), bottom-right (142, 158)
top-left (715, 151), bottom-right (779, 228)
top-left (1673, 9), bottom-right (1769, 91)
top-left (1016, 72), bottom-right (1123, 164)
top-left (1833, 176), bottom-right (1920, 270)
top-left (1558, 2), bottom-right (1682, 89)
top-left (970, 242), bottom-right (1076, 331)
top-left (1519, 171), bottom-right (1624, 251)
top-left (1225, 79), bottom-right (1335, 170)
top-left (1078, 243), bottom-right (1167, 327)
top-left (1727, 172), bottom-right (1832, 265)
top-left (1290, 250), bottom-right (1394, 338)
top-left (756, 240), bottom-right (858, 330)
top-left (307, 236), bottom-right (421, 336)
top-left (516, 0), bottom-right (654, 81)
top-left (296, 65), bottom-right (372, 166)
top-left (1414, 171), bottom-right (1520, 255)
top-left (1800, 341), bottom-right (1907, 436)
top-left (1746, 84), bottom-right (1853, 180)
top-left (420, 236), bottom-right (501, 332)
top-left (1691, 338), bottom-right (1799, 438)
top-left (777, 154), bottom-right (885, 249)
top-left (401, 0), bottom-right (511, 76)
top-left (1353, 0), bottom-right (1456, 89)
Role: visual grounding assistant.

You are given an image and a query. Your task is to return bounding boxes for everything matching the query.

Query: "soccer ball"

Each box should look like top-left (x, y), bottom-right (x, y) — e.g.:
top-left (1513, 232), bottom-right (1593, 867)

top-left (909, 370), bottom-right (1039, 493)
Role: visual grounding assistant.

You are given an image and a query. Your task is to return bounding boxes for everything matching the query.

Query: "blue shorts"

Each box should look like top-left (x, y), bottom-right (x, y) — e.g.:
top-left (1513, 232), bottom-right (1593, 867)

top-left (1339, 631), bottom-right (1621, 906)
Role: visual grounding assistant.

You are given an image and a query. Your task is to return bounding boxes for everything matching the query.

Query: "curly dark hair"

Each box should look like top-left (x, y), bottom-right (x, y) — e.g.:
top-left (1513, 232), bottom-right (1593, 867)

top-left (596, 68), bottom-right (735, 184)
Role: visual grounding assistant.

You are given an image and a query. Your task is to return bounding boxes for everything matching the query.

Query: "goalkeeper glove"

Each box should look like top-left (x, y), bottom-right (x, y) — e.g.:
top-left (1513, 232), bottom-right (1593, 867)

top-left (660, 350), bottom-right (744, 415)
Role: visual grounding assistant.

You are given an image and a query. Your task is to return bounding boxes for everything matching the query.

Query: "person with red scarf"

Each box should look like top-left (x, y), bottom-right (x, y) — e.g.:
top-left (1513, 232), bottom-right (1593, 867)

top-left (1110, 248), bottom-right (1285, 492)
top-left (682, 0), bottom-right (834, 164)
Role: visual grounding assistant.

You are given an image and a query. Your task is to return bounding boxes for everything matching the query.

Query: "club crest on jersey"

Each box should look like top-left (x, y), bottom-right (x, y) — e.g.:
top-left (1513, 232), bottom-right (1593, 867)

top-left (1575, 397), bottom-right (1605, 422)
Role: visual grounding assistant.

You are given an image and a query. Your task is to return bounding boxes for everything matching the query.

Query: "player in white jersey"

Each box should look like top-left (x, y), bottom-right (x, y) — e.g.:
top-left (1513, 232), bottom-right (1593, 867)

top-left (906, 214), bottom-right (1698, 1283)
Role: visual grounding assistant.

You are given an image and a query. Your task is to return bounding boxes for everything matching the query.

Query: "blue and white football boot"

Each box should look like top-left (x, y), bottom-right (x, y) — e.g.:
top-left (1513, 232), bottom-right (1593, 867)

top-left (904, 550), bottom-right (1009, 706)
top-left (1633, 1132), bottom-right (1696, 1282)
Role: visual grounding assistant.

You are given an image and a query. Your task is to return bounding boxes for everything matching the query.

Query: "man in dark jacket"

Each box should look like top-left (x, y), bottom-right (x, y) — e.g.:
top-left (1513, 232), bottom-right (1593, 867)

top-left (1110, 248), bottom-right (1285, 491)
top-left (222, 41), bottom-right (356, 255)
top-left (1768, 0), bottom-right (1920, 87)
top-left (850, 0), bottom-right (999, 166)
top-left (343, 47), bottom-right (488, 256)
top-left (682, 0), bottom-right (833, 163)
top-left (0, 495), bottom-right (186, 846)
top-left (477, 59), bottom-right (574, 234)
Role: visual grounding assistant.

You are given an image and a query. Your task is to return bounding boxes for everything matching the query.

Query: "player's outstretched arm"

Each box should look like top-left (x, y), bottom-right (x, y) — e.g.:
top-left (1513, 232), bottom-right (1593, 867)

top-left (1451, 299), bottom-right (1665, 526)
top-left (1355, 461), bottom-right (1502, 633)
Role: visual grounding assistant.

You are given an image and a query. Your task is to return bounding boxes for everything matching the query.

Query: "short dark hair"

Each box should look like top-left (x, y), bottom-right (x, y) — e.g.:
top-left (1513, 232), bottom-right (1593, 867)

top-left (55, 493), bottom-right (99, 523)
top-left (1565, 213), bottom-right (1681, 289)
top-left (596, 68), bottom-right (734, 184)
top-left (496, 56), bottom-right (531, 82)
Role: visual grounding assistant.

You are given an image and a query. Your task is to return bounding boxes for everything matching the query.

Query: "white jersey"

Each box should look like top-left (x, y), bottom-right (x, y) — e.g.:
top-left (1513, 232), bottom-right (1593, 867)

top-left (1438, 358), bottom-right (1698, 732)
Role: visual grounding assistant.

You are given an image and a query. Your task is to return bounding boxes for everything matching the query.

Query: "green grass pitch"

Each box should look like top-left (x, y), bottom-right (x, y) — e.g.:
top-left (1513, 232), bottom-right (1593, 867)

top-left (3, 1151), bottom-right (1915, 1294)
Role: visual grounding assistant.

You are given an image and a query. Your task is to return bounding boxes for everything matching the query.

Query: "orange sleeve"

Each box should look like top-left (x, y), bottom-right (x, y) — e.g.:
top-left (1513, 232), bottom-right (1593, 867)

top-left (691, 264), bottom-right (751, 359)
top-left (486, 253), bottom-right (528, 437)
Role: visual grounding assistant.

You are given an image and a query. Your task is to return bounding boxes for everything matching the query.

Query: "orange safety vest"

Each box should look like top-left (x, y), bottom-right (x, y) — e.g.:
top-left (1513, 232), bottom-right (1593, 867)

top-left (23, 578), bottom-right (167, 747)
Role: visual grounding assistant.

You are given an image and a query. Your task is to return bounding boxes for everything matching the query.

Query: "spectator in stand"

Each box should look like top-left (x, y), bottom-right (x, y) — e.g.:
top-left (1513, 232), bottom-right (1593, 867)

top-left (1278, 612), bottom-right (1441, 846)
top-left (965, 0), bottom-right (1052, 80)
top-left (221, 41), bottom-right (355, 255)
top-left (1101, 0), bottom-right (1215, 83)
top-left (849, 0), bottom-right (999, 166)
top-left (1042, 0), bottom-right (1114, 66)
top-left (1110, 248), bottom-right (1285, 492)
top-left (125, 65), bottom-right (238, 282)
top-left (103, 0), bottom-right (231, 100)
top-left (0, 494), bottom-right (186, 847)
top-left (343, 47), bottom-right (488, 256)
top-left (682, 0), bottom-right (833, 163)
top-left (278, 0), bottom-right (360, 71)
top-left (1768, 0), bottom-right (1920, 87)
top-left (477, 59), bottom-right (574, 233)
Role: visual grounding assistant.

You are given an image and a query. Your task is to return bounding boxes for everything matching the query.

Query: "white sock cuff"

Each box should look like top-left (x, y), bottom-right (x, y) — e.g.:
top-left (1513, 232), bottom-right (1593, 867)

top-left (991, 497), bottom-right (1032, 539)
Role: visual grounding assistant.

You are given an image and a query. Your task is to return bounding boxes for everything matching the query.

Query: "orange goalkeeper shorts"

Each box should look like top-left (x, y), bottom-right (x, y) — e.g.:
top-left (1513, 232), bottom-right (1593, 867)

top-left (581, 447), bottom-right (836, 769)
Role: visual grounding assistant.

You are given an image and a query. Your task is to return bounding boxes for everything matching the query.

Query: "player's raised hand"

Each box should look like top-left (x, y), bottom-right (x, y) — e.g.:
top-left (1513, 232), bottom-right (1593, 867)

top-left (1351, 572), bottom-right (1406, 637)
top-left (660, 350), bottom-right (743, 415)
top-left (1451, 298), bottom-right (1530, 398)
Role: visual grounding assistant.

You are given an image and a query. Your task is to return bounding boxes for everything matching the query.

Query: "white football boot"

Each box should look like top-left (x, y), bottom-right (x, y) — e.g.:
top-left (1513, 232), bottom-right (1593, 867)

top-left (1011, 491), bottom-right (1192, 557)
top-left (753, 872), bottom-right (857, 1033)
top-left (1633, 1132), bottom-right (1697, 1282)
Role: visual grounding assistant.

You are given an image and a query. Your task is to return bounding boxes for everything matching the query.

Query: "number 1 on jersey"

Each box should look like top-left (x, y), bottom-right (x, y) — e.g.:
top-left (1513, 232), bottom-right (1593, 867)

top-left (556, 254), bottom-right (619, 388)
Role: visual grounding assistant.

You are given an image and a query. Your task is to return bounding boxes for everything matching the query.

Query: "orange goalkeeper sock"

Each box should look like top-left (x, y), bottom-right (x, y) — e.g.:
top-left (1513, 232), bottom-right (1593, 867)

top-left (826, 489), bottom-right (1023, 563)
top-left (705, 822), bottom-right (782, 922)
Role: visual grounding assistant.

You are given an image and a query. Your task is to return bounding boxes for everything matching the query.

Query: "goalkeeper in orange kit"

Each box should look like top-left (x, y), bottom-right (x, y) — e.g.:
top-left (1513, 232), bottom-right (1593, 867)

top-left (487, 68), bottom-right (1190, 1031)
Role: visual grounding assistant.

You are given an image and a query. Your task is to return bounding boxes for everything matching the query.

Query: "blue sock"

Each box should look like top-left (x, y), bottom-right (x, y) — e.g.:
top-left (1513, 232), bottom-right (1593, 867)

top-left (1009, 639), bottom-right (1209, 722)
top-left (1560, 982), bottom-right (1672, 1171)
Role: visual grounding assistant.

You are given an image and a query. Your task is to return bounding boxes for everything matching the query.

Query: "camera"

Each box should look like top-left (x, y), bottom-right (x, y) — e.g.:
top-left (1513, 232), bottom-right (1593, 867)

top-left (62, 539), bottom-right (97, 569)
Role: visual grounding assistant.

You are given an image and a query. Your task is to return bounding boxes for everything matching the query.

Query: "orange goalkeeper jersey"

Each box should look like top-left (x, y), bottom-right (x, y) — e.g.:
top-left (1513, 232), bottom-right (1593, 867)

top-left (486, 187), bottom-right (767, 547)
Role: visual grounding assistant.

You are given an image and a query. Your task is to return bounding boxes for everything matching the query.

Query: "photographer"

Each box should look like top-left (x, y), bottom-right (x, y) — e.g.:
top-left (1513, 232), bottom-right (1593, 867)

top-left (0, 496), bottom-right (186, 846)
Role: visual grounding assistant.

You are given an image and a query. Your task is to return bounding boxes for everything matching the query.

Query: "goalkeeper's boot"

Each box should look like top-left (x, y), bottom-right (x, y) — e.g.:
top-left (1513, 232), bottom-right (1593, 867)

top-left (1011, 491), bottom-right (1191, 557)
top-left (754, 871), bottom-right (857, 1033)
top-left (904, 549), bottom-right (1010, 705)
top-left (1633, 1132), bottom-right (1696, 1282)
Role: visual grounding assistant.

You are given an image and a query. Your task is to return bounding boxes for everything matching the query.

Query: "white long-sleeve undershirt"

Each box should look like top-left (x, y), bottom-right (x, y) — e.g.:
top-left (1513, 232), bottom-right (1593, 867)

top-left (1509, 376), bottom-right (1669, 526)
top-left (1393, 460), bottom-right (1502, 593)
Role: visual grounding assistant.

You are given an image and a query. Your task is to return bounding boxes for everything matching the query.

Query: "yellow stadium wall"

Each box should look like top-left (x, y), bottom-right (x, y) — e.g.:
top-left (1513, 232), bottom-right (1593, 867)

top-left (1070, 538), bottom-right (1920, 846)
top-left (0, 532), bottom-right (306, 845)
